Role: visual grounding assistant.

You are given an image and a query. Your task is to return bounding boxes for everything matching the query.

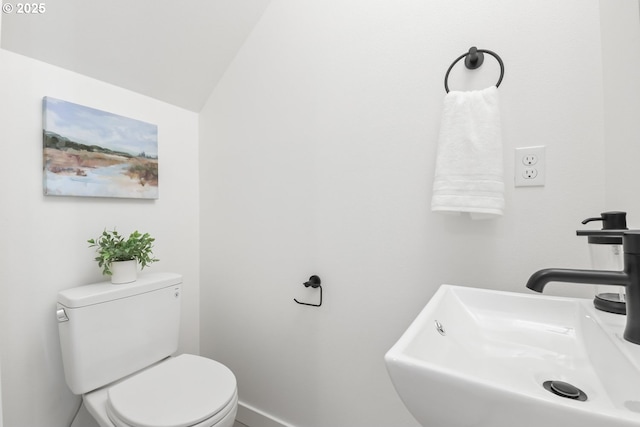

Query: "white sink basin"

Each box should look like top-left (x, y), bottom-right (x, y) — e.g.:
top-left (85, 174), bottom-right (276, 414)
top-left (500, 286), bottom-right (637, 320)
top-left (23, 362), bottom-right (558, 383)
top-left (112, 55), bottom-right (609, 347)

top-left (385, 285), bottom-right (640, 427)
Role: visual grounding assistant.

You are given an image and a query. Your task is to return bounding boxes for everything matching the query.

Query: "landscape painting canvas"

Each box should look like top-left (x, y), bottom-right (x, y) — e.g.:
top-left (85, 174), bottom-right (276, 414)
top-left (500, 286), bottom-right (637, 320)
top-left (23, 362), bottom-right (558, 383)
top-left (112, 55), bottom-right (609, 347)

top-left (43, 97), bottom-right (158, 199)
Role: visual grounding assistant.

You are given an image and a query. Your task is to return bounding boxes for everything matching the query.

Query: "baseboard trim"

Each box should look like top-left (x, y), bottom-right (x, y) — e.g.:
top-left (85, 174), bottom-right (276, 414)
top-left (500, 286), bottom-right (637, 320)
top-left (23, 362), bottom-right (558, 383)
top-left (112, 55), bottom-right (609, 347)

top-left (236, 401), bottom-right (296, 427)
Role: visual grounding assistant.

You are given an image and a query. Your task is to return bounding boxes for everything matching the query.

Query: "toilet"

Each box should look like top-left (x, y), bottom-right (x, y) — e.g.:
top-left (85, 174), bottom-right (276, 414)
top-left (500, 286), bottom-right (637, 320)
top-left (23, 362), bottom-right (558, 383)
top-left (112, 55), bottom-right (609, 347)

top-left (57, 272), bottom-right (237, 427)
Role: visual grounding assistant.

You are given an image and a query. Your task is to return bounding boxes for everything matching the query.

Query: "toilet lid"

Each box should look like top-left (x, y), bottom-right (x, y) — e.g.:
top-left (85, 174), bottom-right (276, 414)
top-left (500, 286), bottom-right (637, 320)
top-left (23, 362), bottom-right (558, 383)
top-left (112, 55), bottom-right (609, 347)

top-left (107, 354), bottom-right (236, 427)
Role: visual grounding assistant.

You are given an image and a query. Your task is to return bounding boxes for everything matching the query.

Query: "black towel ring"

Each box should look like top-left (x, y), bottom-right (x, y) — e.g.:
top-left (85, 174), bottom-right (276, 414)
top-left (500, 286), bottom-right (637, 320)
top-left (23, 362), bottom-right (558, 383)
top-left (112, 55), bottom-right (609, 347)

top-left (444, 47), bottom-right (504, 93)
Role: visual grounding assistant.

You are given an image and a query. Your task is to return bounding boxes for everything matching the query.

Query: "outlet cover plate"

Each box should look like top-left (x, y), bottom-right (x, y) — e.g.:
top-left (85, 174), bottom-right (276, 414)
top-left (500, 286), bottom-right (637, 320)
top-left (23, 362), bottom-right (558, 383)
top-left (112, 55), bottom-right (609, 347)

top-left (515, 146), bottom-right (545, 187)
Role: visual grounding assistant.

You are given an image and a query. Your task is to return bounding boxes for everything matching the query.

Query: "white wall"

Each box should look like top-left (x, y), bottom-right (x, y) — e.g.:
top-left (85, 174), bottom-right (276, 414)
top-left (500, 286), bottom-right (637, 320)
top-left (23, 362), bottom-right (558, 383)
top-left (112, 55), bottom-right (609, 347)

top-left (0, 10), bottom-right (4, 427)
top-left (0, 49), bottom-right (200, 427)
top-left (601, 0), bottom-right (640, 217)
top-left (200, 1), bottom-right (606, 426)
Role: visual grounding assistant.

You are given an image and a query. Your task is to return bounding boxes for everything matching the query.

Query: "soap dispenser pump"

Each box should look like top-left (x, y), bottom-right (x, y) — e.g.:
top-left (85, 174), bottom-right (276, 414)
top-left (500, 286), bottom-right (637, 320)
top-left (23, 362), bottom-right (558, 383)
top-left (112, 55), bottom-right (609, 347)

top-left (577, 211), bottom-right (627, 314)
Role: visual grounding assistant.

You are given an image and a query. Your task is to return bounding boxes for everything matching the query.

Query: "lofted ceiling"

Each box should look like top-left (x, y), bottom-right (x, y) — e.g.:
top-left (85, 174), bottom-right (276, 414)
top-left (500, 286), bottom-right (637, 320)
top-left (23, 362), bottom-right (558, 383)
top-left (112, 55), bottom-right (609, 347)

top-left (1, 0), bottom-right (271, 112)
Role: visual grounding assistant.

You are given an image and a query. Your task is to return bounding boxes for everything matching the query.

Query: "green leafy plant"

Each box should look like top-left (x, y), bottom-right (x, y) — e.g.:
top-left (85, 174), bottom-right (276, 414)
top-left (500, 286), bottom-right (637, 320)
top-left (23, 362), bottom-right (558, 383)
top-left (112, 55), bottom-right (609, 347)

top-left (88, 229), bottom-right (159, 275)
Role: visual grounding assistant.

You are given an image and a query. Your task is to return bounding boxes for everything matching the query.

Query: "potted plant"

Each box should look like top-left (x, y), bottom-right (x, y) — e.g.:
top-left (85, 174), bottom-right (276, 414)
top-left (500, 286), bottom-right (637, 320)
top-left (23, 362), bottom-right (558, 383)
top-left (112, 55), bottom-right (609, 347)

top-left (88, 229), bottom-right (159, 284)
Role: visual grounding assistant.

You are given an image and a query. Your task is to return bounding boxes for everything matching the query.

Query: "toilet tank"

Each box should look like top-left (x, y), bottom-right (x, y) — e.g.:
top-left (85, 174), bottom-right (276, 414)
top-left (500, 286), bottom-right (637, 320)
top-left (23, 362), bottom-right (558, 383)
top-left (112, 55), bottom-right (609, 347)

top-left (57, 272), bottom-right (182, 395)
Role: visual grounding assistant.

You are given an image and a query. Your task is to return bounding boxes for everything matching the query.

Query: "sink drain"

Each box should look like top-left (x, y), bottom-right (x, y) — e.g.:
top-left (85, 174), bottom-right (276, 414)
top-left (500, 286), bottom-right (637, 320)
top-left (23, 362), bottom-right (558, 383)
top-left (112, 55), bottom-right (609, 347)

top-left (543, 380), bottom-right (587, 401)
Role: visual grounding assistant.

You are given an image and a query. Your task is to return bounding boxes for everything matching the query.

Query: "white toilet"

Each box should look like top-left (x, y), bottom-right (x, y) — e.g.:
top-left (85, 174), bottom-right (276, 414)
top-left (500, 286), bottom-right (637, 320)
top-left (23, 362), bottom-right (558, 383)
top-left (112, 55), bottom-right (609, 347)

top-left (57, 272), bottom-right (238, 427)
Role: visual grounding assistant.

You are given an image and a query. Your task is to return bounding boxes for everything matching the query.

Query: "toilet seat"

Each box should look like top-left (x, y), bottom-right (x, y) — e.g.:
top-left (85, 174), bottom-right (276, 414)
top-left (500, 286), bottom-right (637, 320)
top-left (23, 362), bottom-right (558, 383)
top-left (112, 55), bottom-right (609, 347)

top-left (105, 354), bottom-right (237, 427)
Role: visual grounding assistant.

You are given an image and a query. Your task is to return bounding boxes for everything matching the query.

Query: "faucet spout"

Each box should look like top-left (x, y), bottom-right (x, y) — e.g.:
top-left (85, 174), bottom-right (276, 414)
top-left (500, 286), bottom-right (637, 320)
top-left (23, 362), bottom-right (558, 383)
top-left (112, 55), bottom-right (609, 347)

top-left (526, 269), bottom-right (629, 293)
top-left (525, 230), bottom-right (640, 344)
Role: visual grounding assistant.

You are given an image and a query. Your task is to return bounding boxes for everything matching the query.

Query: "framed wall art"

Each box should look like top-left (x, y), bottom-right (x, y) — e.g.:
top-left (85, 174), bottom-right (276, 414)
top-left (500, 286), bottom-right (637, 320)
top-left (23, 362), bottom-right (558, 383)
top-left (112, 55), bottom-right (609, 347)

top-left (43, 97), bottom-right (158, 199)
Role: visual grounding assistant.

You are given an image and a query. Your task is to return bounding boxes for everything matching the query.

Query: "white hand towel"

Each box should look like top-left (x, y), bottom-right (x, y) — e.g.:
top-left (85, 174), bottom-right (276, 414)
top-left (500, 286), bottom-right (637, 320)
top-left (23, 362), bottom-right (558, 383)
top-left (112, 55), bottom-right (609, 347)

top-left (431, 85), bottom-right (504, 219)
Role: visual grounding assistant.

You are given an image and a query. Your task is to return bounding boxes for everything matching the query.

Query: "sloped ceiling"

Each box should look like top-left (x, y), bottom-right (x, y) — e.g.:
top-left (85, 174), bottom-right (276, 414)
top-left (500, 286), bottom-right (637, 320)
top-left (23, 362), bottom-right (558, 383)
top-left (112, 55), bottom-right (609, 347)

top-left (1, 0), bottom-right (271, 111)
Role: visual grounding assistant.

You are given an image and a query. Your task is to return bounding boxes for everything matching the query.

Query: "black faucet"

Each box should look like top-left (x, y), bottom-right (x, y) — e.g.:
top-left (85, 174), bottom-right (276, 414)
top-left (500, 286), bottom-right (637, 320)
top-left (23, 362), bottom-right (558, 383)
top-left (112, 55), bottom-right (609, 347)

top-left (526, 231), bottom-right (640, 345)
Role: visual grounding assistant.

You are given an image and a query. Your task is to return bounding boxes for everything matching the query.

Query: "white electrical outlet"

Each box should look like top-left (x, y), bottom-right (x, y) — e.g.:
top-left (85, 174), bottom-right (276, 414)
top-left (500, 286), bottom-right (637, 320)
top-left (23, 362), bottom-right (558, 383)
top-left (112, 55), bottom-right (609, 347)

top-left (515, 146), bottom-right (545, 187)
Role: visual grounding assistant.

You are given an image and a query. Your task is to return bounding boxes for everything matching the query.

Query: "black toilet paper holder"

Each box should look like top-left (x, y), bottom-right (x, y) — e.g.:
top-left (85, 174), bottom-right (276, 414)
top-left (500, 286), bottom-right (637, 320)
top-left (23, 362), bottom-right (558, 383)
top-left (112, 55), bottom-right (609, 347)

top-left (294, 275), bottom-right (322, 307)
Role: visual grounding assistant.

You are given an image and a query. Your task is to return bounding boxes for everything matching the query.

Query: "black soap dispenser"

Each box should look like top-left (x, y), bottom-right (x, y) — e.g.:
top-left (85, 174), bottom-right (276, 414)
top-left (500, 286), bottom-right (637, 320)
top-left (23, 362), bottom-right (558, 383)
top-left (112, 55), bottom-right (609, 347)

top-left (577, 211), bottom-right (627, 314)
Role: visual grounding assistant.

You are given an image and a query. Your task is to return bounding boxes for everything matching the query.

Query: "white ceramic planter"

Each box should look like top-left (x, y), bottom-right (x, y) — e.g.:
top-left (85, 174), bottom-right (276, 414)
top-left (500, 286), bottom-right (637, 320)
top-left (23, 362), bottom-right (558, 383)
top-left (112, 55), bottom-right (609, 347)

top-left (110, 260), bottom-right (137, 284)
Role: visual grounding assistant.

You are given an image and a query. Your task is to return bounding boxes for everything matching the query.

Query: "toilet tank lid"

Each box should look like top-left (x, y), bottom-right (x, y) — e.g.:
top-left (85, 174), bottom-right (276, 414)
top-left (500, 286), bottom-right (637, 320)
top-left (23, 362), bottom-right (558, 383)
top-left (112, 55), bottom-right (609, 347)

top-left (58, 272), bottom-right (182, 308)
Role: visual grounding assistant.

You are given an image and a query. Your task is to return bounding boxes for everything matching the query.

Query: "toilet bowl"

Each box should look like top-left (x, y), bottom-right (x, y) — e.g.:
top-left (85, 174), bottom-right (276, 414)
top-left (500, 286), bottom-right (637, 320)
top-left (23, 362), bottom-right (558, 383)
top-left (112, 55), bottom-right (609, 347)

top-left (57, 273), bottom-right (237, 427)
top-left (84, 355), bottom-right (237, 427)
